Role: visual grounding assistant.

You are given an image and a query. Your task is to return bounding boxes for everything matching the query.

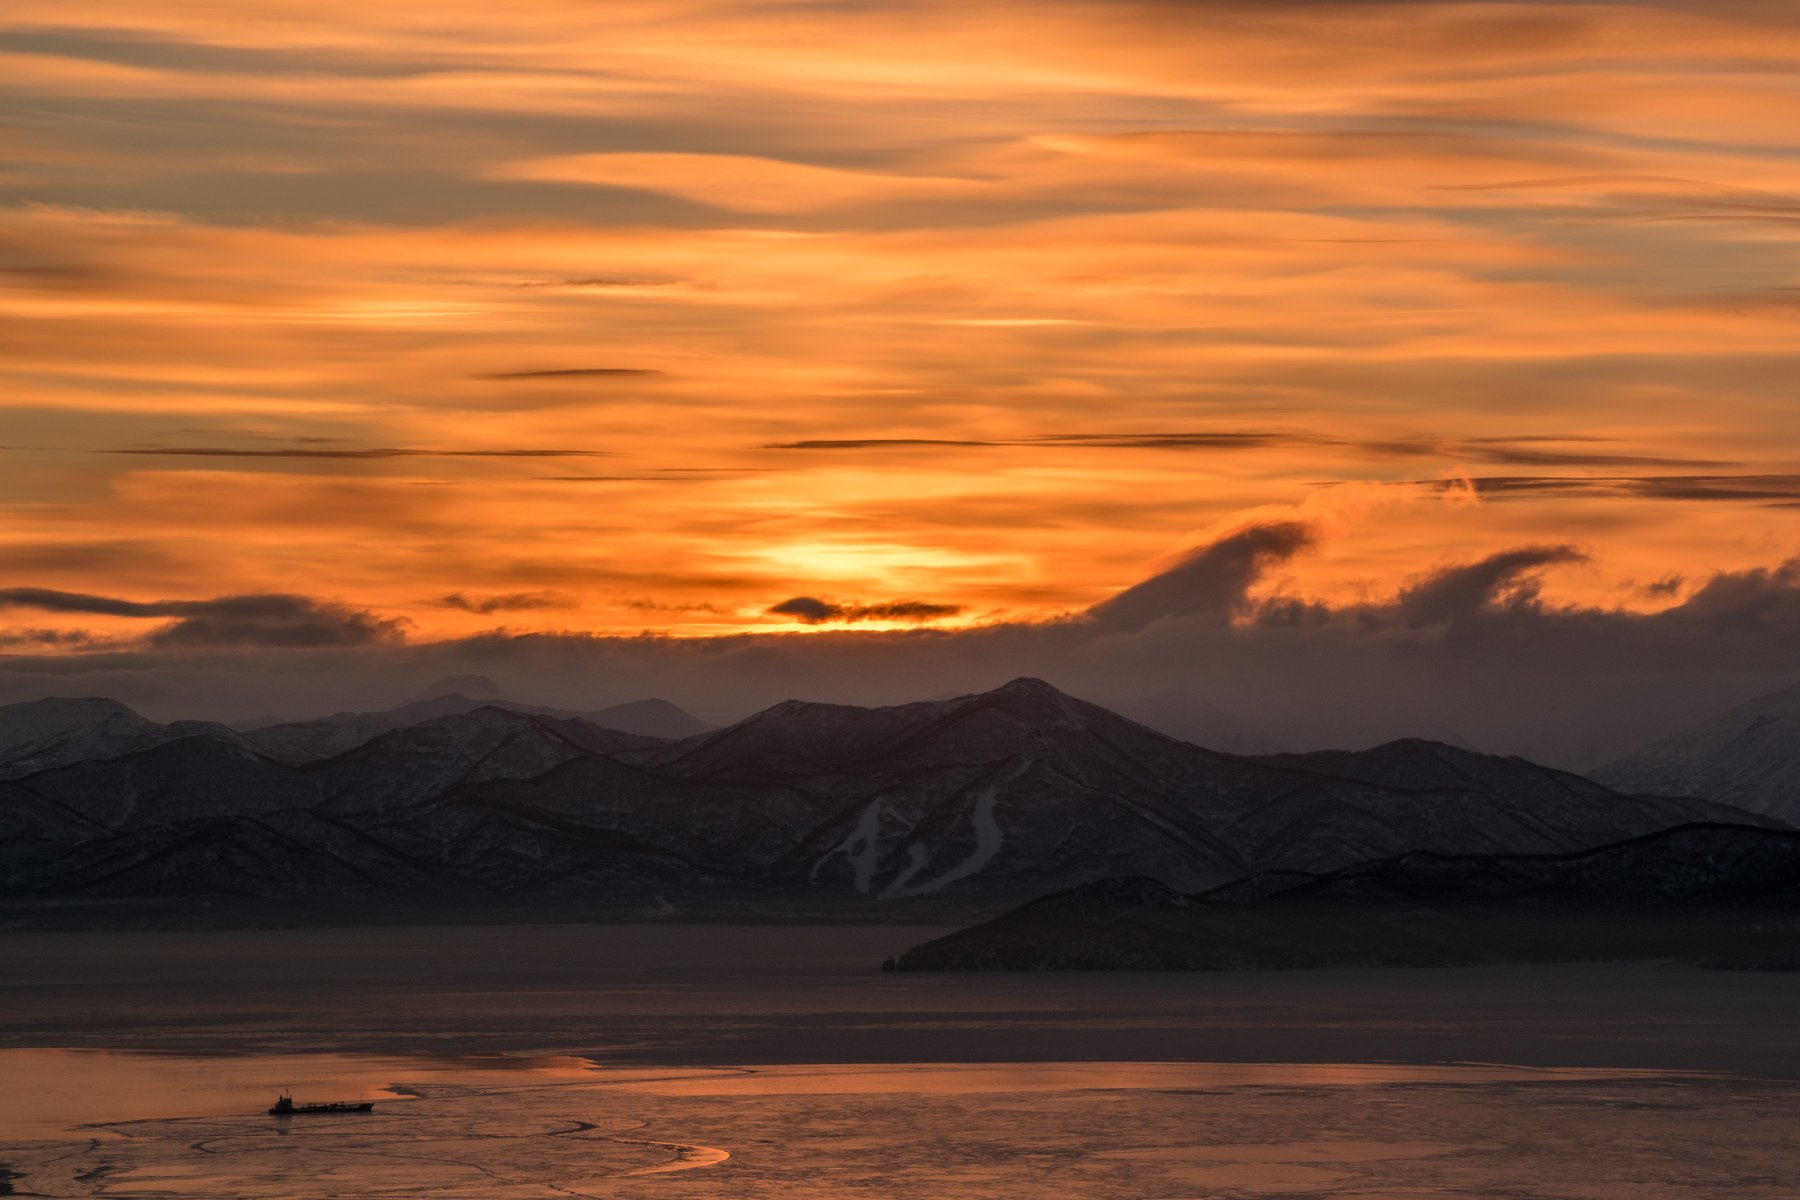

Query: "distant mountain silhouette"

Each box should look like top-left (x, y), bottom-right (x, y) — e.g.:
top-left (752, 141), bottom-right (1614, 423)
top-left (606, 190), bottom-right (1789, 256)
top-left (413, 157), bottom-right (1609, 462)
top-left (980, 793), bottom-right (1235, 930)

top-left (1596, 680), bottom-right (1800, 825)
top-left (414, 674), bottom-right (504, 701)
top-left (0, 697), bottom-right (240, 780)
top-left (0, 679), bottom-right (1773, 923)
top-left (0, 690), bottom-right (713, 780)
top-left (891, 823), bottom-right (1800, 971)
top-left (239, 693), bottom-right (713, 761)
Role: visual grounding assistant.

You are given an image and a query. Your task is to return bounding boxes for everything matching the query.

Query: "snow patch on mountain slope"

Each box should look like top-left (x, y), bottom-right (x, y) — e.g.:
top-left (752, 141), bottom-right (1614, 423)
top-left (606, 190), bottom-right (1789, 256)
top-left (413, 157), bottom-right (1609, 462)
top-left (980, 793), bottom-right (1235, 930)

top-left (881, 764), bottom-right (1022, 898)
top-left (813, 796), bottom-right (886, 894)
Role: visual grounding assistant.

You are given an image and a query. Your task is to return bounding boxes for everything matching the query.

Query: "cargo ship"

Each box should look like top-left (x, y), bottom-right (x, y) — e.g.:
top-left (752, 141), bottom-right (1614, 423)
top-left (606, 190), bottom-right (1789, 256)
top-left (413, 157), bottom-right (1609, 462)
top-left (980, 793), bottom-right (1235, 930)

top-left (268, 1094), bottom-right (375, 1115)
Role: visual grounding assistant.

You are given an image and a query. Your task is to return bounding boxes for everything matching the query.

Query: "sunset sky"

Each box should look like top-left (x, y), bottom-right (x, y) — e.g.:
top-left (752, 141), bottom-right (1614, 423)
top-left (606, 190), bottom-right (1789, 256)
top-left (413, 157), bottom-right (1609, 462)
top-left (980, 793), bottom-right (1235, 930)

top-left (3, 1), bottom-right (1799, 666)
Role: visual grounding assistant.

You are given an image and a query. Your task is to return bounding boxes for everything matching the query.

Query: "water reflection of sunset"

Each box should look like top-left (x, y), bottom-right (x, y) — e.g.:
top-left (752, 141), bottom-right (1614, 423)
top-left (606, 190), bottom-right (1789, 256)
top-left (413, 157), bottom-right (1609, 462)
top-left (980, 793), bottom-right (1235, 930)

top-left (602, 1060), bottom-right (1704, 1096)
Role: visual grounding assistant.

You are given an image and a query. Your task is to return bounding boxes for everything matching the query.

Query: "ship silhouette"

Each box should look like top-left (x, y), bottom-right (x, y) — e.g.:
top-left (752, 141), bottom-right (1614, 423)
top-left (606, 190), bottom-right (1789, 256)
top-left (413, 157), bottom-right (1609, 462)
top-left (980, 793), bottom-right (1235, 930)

top-left (268, 1093), bottom-right (375, 1115)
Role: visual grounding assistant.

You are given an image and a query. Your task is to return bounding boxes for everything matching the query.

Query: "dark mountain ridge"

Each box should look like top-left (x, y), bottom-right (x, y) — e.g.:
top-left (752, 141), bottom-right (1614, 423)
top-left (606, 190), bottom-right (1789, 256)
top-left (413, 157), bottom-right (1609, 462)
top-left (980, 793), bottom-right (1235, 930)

top-left (0, 680), bottom-right (1779, 926)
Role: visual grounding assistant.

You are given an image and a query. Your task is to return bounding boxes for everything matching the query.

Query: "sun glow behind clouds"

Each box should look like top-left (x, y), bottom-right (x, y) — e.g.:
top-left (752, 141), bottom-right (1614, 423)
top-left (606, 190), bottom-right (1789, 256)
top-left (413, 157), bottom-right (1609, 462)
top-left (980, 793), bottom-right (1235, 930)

top-left (0, 0), bottom-right (1798, 644)
top-left (748, 542), bottom-right (1015, 583)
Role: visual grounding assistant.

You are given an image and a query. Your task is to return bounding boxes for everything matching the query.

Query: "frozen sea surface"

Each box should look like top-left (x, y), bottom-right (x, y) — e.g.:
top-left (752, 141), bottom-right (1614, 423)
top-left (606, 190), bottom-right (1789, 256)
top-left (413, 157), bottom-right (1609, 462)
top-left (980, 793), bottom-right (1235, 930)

top-left (5, 1054), bottom-right (1795, 1198)
top-left (2, 924), bottom-right (1797, 1197)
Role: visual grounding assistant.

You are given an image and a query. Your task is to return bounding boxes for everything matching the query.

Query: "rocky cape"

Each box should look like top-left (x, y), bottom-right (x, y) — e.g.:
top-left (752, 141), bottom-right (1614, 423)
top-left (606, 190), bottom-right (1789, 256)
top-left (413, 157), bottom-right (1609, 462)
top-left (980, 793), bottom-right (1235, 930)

top-left (890, 823), bottom-right (1800, 971)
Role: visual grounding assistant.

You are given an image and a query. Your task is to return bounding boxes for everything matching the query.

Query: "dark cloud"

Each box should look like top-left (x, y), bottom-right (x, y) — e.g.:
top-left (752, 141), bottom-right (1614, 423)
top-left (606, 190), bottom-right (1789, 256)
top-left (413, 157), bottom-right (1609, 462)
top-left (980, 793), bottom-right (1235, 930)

top-left (0, 27), bottom-right (443, 77)
top-left (1042, 432), bottom-right (1287, 448)
top-left (0, 588), bottom-right (175, 618)
top-left (0, 589), bottom-right (408, 649)
top-left (625, 598), bottom-right (729, 614)
top-left (109, 447), bottom-right (613, 460)
top-left (506, 278), bottom-right (687, 290)
top-left (1460, 436), bottom-right (1618, 444)
top-left (0, 628), bottom-right (103, 648)
top-left (769, 597), bottom-right (836, 622)
top-left (1615, 200), bottom-right (1800, 227)
top-left (535, 474), bottom-right (725, 483)
top-left (1392, 546), bottom-right (1589, 628)
top-left (149, 597), bottom-right (409, 649)
top-left (764, 439), bottom-right (1001, 450)
top-left (166, 430), bottom-right (352, 445)
top-left (768, 597), bottom-right (965, 624)
top-left (1453, 447), bottom-right (1736, 469)
top-left (1622, 475), bottom-right (1800, 502)
top-left (0, 263), bottom-right (114, 287)
top-left (1695, 286), bottom-right (1800, 311)
top-left (1438, 474), bottom-right (1800, 504)
top-left (472, 369), bottom-right (662, 379)
top-left (1433, 174), bottom-right (1725, 194)
top-left (764, 431), bottom-right (1303, 453)
top-left (436, 591), bottom-right (579, 614)
top-left (1354, 440), bottom-right (1733, 468)
top-left (30, 156), bottom-right (733, 228)
top-left (1087, 521), bottom-right (1315, 633)
top-left (1673, 559), bottom-right (1800, 628)
top-left (761, 432), bottom-right (1731, 468)
top-left (0, 540), bottom-right (196, 574)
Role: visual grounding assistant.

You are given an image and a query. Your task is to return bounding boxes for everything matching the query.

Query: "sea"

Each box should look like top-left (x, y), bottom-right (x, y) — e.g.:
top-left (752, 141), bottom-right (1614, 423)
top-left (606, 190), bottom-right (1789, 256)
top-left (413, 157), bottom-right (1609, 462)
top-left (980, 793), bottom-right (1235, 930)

top-left (2, 924), bottom-right (1796, 1197)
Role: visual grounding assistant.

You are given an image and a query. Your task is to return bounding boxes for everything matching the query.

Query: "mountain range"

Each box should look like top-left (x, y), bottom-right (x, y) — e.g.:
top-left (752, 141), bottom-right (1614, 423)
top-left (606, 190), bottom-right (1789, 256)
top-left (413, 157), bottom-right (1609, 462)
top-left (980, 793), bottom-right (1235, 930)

top-left (0, 687), bottom-right (711, 782)
top-left (0, 678), bottom-right (1781, 926)
top-left (1596, 680), bottom-right (1800, 826)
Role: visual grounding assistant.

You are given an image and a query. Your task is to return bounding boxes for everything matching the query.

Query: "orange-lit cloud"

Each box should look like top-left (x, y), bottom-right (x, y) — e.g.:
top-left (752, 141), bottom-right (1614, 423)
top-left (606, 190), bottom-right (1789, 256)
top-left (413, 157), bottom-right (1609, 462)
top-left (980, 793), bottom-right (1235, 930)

top-left (490, 153), bottom-right (984, 213)
top-left (0, 0), bottom-right (1796, 651)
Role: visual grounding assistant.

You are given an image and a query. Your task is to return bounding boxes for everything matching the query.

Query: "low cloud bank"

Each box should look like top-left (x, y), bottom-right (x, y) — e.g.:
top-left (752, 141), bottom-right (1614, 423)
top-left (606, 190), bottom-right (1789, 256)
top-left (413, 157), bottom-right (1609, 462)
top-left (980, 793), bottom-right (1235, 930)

top-left (0, 590), bottom-right (407, 649)
top-left (3, 527), bottom-right (1800, 769)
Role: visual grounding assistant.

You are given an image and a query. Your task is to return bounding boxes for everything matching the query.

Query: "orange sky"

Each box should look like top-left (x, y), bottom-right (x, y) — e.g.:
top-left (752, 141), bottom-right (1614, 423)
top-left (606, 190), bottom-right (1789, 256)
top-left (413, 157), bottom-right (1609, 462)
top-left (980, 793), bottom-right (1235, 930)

top-left (3, 0), bottom-right (1799, 647)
